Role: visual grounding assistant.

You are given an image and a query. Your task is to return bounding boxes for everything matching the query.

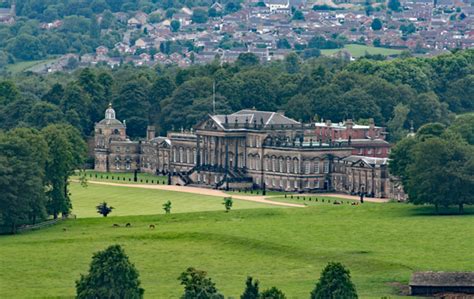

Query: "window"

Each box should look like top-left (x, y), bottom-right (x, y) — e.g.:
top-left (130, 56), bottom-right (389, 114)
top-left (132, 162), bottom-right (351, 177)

top-left (376, 148), bottom-right (382, 155)
top-left (306, 180), bottom-right (311, 188)
top-left (265, 158), bottom-right (269, 171)
top-left (368, 148), bottom-right (373, 155)
top-left (323, 161), bottom-right (330, 173)
top-left (294, 180), bottom-right (298, 188)
top-left (179, 148), bottom-right (184, 163)
top-left (255, 157), bottom-right (260, 170)
top-left (293, 160), bottom-right (298, 174)
top-left (304, 161), bottom-right (311, 174)
top-left (256, 177), bottom-right (260, 185)
top-left (314, 161), bottom-right (320, 173)
top-left (287, 159), bottom-right (291, 173)
top-left (279, 179), bottom-right (283, 188)
top-left (173, 149), bottom-right (177, 162)
top-left (315, 180), bottom-right (320, 188)
top-left (272, 157), bottom-right (276, 172)
top-left (279, 159), bottom-right (284, 173)
top-left (126, 162), bottom-right (131, 170)
top-left (358, 148), bottom-right (363, 154)
top-left (186, 148), bottom-right (190, 164)
top-left (287, 180), bottom-right (291, 189)
top-left (272, 178), bottom-right (276, 187)
top-left (193, 149), bottom-right (197, 164)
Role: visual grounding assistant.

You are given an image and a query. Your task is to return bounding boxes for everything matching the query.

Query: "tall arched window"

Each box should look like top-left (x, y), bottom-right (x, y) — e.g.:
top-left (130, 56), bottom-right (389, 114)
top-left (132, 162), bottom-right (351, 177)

top-left (186, 148), bottom-right (190, 164)
top-left (304, 161), bottom-right (311, 174)
top-left (272, 157), bottom-right (276, 172)
top-left (293, 159), bottom-right (299, 174)
top-left (279, 158), bottom-right (284, 173)
top-left (287, 158), bottom-right (291, 173)
top-left (179, 147), bottom-right (184, 163)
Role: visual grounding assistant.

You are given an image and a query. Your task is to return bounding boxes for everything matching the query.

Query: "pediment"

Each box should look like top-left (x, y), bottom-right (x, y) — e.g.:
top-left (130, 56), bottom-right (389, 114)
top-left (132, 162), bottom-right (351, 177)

top-left (194, 115), bottom-right (224, 131)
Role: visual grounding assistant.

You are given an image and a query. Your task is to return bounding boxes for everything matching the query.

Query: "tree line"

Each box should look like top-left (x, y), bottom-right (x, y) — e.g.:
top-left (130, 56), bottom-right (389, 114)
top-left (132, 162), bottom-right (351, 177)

top-left (77, 244), bottom-right (358, 298)
top-left (0, 50), bottom-right (472, 143)
top-left (0, 124), bottom-right (86, 234)
top-left (389, 114), bottom-right (474, 213)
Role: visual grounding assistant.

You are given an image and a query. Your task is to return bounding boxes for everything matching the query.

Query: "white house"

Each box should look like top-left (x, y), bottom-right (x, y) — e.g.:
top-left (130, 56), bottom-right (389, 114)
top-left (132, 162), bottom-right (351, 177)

top-left (264, 0), bottom-right (290, 13)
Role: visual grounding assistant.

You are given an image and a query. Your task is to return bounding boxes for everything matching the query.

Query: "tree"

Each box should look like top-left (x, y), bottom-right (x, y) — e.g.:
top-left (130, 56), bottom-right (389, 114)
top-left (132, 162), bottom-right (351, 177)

top-left (192, 9), bottom-right (208, 24)
top-left (178, 267), bottom-right (224, 299)
top-left (371, 18), bottom-right (382, 31)
top-left (236, 53), bottom-right (260, 67)
top-left (42, 125), bottom-right (86, 219)
top-left (170, 20), bottom-right (180, 32)
top-left (448, 113), bottom-right (474, 145)
top-left (311, 262), bottom-right (358, 299)
top-left (0, 81), bottom-right (19, 105)
top-left (223, 197), bottom-right (233, 212)
top-left (260, 287), bottom-right (286, 299)
top-left (26, 101), bottom-right (65, 129)
top-left (406, 136), bottom-right (473, 212)
top-left (96, 202), bottom-right (114, 217)
top-left (241, 276), bottom-right (259, 299)
top-left (387, 104), bottom-right (409, 142)
top-left (292, 10), bottom-right (304, 20)
top-left (389, 136), bottom-right (418, 188)
top-left (76, 245), bottom-right (144, 299)
top-left (0, 129), bottom-right (48, 234)
top-left (115, 79), bottom-right (151, 138)
top-left (388, 0), bottom-right (401, 11)
top-left (7, 34), bottom-right (43, 60)
top-left (163, 200), bottom-right (172, 214)
top-left (284, 53), bottom-right (301, 74)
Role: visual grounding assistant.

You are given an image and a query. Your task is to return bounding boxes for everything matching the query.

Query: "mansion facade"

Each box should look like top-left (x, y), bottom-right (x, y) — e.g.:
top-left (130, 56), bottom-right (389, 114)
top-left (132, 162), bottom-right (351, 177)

top-left (94, 105), bottom-right (405, 200)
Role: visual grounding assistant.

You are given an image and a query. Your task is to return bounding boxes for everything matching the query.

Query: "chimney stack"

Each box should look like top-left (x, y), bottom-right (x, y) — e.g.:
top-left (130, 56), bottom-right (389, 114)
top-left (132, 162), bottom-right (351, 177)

top-left (146, 125), bottom-right (155, 140)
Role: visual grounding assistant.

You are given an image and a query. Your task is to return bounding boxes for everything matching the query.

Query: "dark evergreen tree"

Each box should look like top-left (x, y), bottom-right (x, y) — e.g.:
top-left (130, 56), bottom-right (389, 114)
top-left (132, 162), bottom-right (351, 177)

top-left (260, 287), bottom-right (286, 299)
top-left (96, 201), bottom-right (114, 217)
top-left (76, 245), bottom-right (144, 299)
top-left (240, 276), bottom-right (259, 299)
top-left (310, 262), bottom-right (358, 299)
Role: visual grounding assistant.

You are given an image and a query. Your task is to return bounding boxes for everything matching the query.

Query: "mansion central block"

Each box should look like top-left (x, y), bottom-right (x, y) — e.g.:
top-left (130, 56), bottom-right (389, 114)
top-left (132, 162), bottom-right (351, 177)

top-left (94, 105), bottom-right (405, 200)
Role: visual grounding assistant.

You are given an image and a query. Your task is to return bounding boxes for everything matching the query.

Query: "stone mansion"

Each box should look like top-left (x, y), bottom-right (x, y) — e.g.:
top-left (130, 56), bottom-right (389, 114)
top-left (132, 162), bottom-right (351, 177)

top-left (94, 104), bottom-right (405, 200)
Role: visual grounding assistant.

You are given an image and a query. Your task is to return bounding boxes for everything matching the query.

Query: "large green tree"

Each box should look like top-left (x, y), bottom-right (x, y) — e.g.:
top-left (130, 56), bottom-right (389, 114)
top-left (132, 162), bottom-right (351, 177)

top-left (311, 262), bottom-right (358, 299)
top-left (76, 245), bottom-right (144, 298)
top-left (42, 124), bottom-right (86, 218)
top-left (178, 267), bottom-right (224, 299)
top-left (0, 128), bottom-right (48, 234)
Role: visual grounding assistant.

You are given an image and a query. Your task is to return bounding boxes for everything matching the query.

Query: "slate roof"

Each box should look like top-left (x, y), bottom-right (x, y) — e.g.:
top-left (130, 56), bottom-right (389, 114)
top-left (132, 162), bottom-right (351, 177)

top-left (343, 155), bottom-right (389, 165)
top-left (410, 272), bottom-right (474, 287)
top-left (211, 109), bottom-right (300, 130)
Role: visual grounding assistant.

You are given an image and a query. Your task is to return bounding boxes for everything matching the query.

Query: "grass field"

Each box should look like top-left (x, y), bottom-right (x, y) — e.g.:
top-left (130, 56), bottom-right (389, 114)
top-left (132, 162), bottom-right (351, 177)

top-left (5, 58), bottom-right (57, 74)
top-left (321, 44), bottom-right (404, 58)
top-left (1, 181), bottom-right (473, 299)
top-left (70, 182), bottom-right (279, 218)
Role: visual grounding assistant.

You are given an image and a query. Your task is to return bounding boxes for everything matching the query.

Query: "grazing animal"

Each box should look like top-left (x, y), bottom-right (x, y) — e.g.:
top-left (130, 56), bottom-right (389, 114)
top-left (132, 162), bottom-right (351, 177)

top-left (113, 224), bottom-right (120, 227)
top-left (351, 202), bottom-right (359, 206)
top-left (62, 228), bottom-right (67, 232)
top-left (149, 224), bottom-right (155, 229)
top-left (126, 223), bottom-right (131, 227)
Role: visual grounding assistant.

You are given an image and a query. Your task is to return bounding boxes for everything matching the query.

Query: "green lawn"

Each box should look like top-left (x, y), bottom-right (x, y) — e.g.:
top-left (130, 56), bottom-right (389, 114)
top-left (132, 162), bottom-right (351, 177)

top-left (5, 58), bottom-right (57, 74)
top-left (70, 182), bottom-right (279, 218)
top-left (1, 182), bottom-right (473, 298)
top-left (321, 44), bottom-right (404, 58)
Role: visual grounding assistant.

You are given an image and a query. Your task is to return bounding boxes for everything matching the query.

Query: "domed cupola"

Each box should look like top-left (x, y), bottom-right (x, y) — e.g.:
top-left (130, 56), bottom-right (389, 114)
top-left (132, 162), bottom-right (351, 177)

top-left (105, 103), bottom-right (116, 120)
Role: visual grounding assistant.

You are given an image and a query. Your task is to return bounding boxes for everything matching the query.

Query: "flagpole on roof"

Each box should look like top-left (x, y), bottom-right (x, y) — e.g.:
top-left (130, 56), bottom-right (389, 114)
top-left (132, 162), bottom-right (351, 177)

top-left (212, 80), bottom-right (216, 114)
